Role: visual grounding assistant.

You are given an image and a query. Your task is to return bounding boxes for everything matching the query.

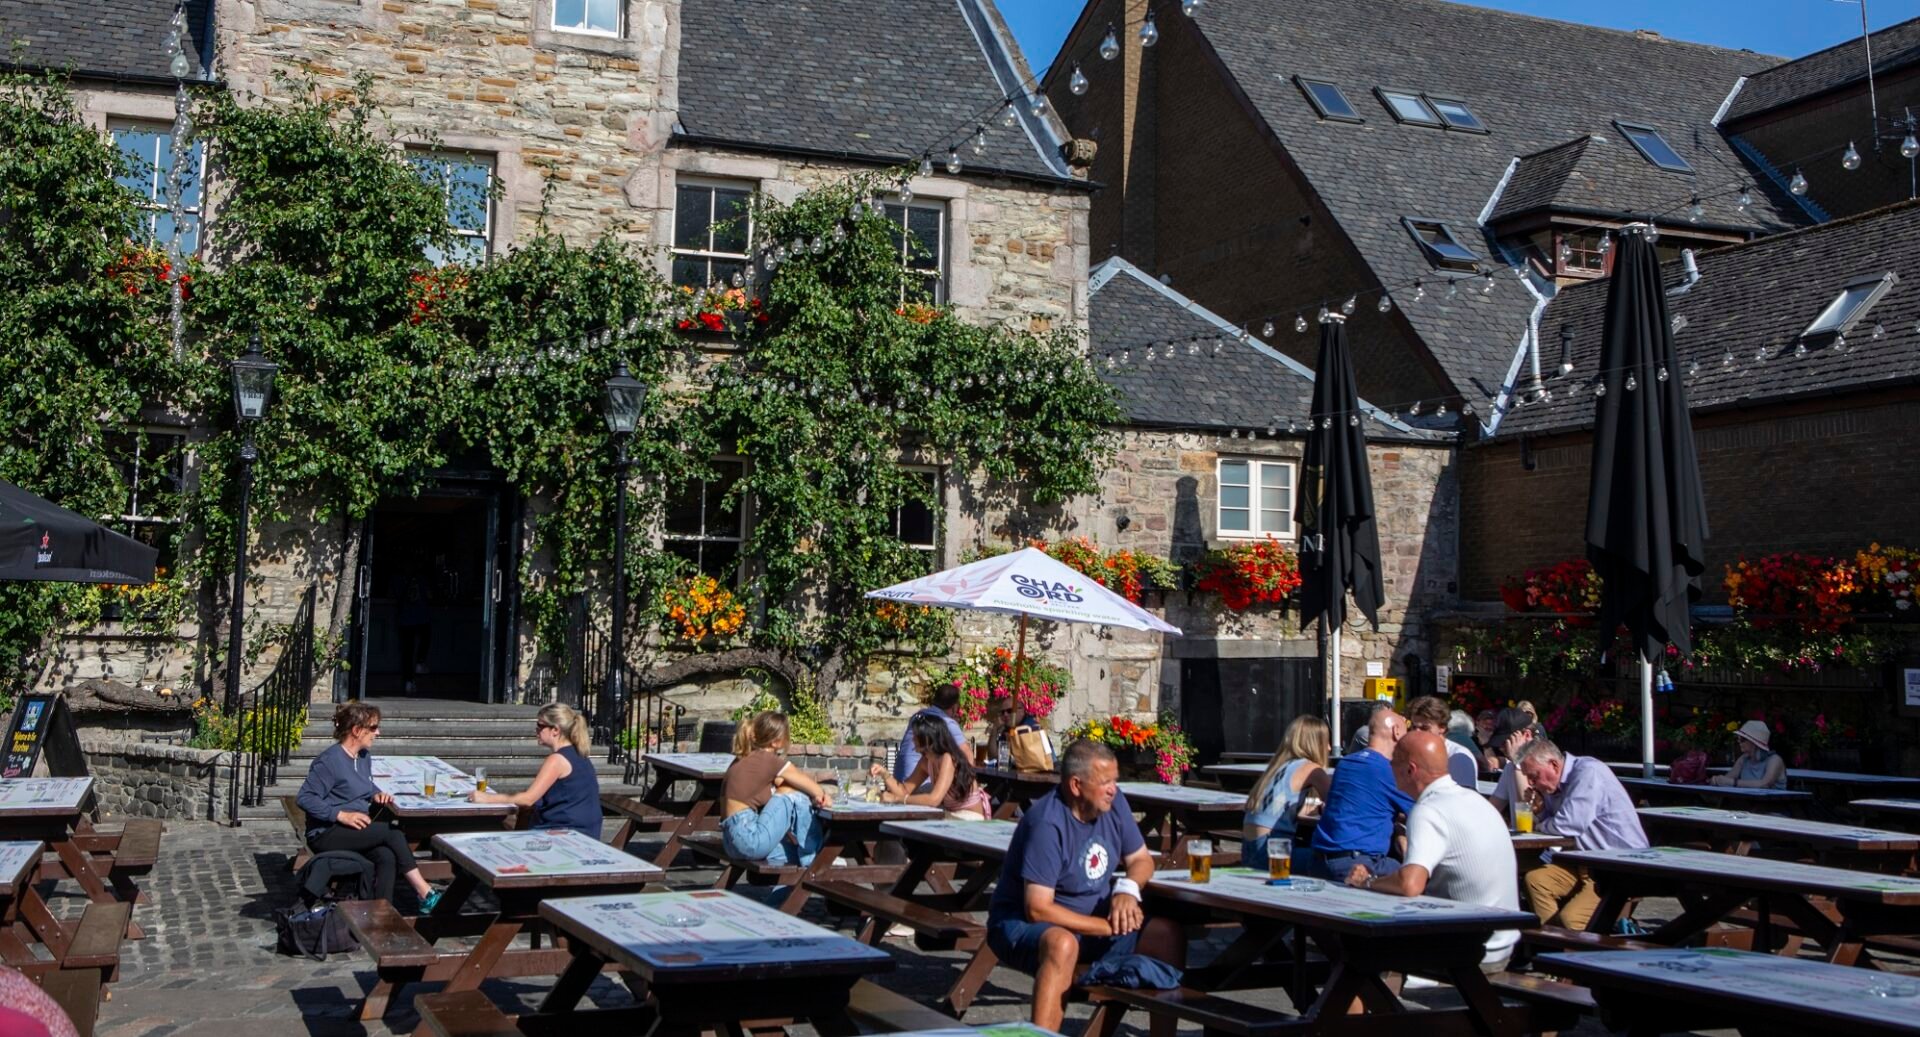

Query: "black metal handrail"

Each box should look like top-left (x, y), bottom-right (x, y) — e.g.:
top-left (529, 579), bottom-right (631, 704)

top-left (523, 592), bottom-right (684, 786)
top-left (227, 583), bottom-right (317, 822)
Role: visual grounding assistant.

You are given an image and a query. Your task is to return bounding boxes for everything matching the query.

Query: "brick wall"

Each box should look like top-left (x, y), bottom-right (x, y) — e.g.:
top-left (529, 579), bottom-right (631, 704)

top-left (1460, 391), bottom-right (1920, 599)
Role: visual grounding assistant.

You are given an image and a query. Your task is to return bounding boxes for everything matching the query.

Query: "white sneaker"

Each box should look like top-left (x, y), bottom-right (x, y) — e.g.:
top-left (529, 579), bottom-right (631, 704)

top-left (1401, 976), bottom-right (1441, 991)
top-left (886, 922), bottom-right (913, 939)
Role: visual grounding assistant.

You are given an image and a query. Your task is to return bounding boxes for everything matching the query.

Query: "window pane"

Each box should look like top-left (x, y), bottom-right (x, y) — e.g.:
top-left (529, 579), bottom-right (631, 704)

top-left (896, 498), bottom-right (935, 546)
top-left (674, 185), bottom-right (713, 251)
top-left (883, 206), bottom-right (908, 260)
top-left (1305, 81), bottom-right (1357, 119)
top-left (698, 540), bottom-right (740, 582)
top-left (710, 189), bottom-right (752, 255)
top-left (1430, 98), bottom-right (1484, 130)
top-left (445, 236), bottom-right (487, 265)
top-left (709, 260), bottom-right (744, 289)
top-left (113, 128), bottom-right (161, 198)
top-left (906, 207), bottom-right (942, 268)
top-left (705, 463), bottom-right (742, 537)
top-left (1259, 482), bottom-right (1286, 515)
top-left (1220, 484), bottom-right (1250, 511)
top-left (1220, 508), bottom-right (1251, 533)
top-left (586, 0), bottom-right (619, 33)
top-left (1219, 460), bottom-right (1249, 488)
top-left (1621, 125), bottom-right (1690, 171)
top-left (1383, 92), bottom-right (1436, 123)
top-left (446, 160), bottom-right (491, 233)
top-left (553, 0), bottom-right (585, 29)
top-left (913, 272), bottom-right (941, 303)
top-left (665, 538), bottom-right (703, 571)
top-left (671, 256), bottom-right (708, 288)
top-left (664, 481), bottom-right (704, 535)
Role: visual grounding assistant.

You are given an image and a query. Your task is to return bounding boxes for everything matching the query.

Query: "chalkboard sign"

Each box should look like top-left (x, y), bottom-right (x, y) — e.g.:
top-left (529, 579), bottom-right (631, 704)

top-left (3, 693), bottom-right (86, 778)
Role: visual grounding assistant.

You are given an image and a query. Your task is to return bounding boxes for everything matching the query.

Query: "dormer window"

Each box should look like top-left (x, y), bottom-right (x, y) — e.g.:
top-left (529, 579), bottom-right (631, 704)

top-left (1615, 120), bottom-right (1692, 172)
top-left (1403, 217), bottom-right (1479, 269)
top-left (1376, 89), bottom-right (1441, 126)
top-left (1295, 77), bottom-right (1362, 123)
top-left (1801, 272), bottom-right (1898, 343)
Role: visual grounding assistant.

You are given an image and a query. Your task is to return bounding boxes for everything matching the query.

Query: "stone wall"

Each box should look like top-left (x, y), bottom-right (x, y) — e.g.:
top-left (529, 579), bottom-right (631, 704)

top-left (81, 738), bottom-right (240, 823)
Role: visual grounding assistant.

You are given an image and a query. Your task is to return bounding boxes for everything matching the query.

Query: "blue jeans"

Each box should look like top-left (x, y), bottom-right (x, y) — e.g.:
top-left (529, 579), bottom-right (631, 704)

top-left (720, 791), bottom-right (824, 866)
top-left (1304, 850), bottom-right (1401, 884)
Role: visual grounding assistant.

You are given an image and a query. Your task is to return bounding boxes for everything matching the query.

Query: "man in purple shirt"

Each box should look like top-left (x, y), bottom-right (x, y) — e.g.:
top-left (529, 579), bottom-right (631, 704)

top-left (1514, 739), bottom-right (1648, 930)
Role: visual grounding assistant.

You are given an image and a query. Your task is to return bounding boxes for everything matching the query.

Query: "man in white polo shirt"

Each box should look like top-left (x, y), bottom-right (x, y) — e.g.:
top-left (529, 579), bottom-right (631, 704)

top-left (1345, 730), bottom-right (1520, 971)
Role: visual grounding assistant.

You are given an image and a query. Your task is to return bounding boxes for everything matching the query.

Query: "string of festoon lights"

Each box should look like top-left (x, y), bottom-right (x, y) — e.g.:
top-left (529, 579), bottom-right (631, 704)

top-left (457, 0), bottom-right (1914, 436)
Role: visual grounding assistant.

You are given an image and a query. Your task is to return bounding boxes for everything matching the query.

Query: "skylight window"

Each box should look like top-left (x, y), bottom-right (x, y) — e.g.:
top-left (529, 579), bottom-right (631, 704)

top-left (1801, 272), bottom-right (1898, 342)
top-left (1402, 217), bottom-right (1480, 269)
top-left (1376, 89), bottom-right (1440, 126)
top-left (1295, 77), bottom-right (1362, 122)
top-left (1428, 96), bottom-right (1487, 133)
top-left (1615, 120), bottom-right (1692, 172)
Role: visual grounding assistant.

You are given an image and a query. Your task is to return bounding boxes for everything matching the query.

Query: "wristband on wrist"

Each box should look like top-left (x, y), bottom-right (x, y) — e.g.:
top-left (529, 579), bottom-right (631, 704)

top-left (1364, 874), bottom-right (1377, 890)
top-left (1112, 877), bottom-right (1141, 899)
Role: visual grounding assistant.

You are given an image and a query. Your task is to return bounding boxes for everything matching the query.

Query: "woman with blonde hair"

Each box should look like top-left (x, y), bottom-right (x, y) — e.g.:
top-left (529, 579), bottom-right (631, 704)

top-left (1242, 715), bottom-right (1333, 871)
top-left (468, 702), bottom-right (602, 838)
top-left (719, 711), bottom-right (834, 865)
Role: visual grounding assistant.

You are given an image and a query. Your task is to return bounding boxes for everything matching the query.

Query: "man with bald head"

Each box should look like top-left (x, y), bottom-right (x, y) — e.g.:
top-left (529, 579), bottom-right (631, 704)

top-left (1306, 710), bottom-right (1412, 882)
top-left (1347, 731), bottom-right (1521, 970)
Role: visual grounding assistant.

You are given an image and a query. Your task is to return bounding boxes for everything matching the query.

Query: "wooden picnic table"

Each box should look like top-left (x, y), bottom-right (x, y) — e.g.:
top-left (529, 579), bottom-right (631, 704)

top-left (365, 756), bottom-right (517, 880)
top-left (1638, 805), bottom-right (1920, 871)
top-left (1197, 762), bottom-right (1267, 791)
top-left (1538, 947), bottom-right (1920, 1037)
top-left (1854, 798), bottom-right (1920, 825)
top-left (875, 818), bottom-right (1020, 1015)
top-left (1219, 751), bottom-right (1272, 764)
top-left (630, 752), bottom-right (738, 868)
top-left (1557, 845), bottom-right (1920, 967)
top-left (1606, 760), bottom-right (1920, 796)
top-left (1616, 776), bottom-right (1813, 812)
top-left (536, 889), bottom-right (894, 1034)
top-left (0, 839), bottom-right (54, 963)
top-left (1139, 868), bottom-right (1550, 1036)
top-left (0, 777), bottom-right (149, 940)
top-left (1117, 781), bottom-right (1246, 867)
top-left (345, 828), bottom-right (663, 1024)
top-left (764, 800), bottom-right (940, 914)
top-left (973, 765), bottom-right (1058, 818)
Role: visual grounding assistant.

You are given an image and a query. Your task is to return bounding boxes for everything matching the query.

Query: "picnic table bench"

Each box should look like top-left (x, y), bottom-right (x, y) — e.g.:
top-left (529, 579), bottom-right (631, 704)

top-left (1539, 947), bottom-right (1920, 1036)
top-left (627, 752), bottom-right (736, 867)
top-left (685, 800), bottom-right (938, 913)
top-left (973, 765), bottom-right (1059, 819)
top-left (1558, 845), bottom-right (1920, 967)
top-left (859, 818), bottom-right (1021, 1015)
top-left (0, 838), bottom-right (130, 1037)
top-left (0, 777), bottom-right (152, 940)
top-left (1616, 776), bottom-right (1813, 813)
top-left (1198, 763), bottom-right (1268, 792)
top-left (340, 828), bottom-right (662, 1025)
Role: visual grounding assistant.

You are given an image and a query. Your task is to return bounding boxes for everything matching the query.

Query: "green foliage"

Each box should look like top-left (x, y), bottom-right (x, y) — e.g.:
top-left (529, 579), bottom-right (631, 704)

top-left (186, 695), bottom-right (306, 753)
top-left (730, 675), bottom-right (835, 745)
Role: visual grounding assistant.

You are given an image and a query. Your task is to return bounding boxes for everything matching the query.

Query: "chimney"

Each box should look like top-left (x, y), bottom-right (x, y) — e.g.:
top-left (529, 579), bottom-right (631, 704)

top-left (1633, 29), bottom-right (1663, 41)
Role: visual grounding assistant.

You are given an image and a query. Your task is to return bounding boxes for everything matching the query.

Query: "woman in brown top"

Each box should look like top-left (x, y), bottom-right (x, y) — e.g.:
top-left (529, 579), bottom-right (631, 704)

top-left (869, 712), bottom-right (993, 819)
top-left (719, 711), bottom-right (834, 864)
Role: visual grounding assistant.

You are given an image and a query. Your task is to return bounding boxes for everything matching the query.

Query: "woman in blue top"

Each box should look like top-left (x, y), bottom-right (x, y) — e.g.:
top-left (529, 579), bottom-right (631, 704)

top-left (1710, 720), bottom-right (1787, 789)
top-left (1242, 715), bottom-right (1332, 871)
top-left (469, 703), bottom-right (602, 838)
top-left (296, 701), bottom-right (442, 910)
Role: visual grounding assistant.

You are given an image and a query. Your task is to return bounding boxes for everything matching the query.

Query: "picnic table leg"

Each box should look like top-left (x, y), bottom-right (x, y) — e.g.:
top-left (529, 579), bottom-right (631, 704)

top-left (15, 885), bottom-right (71, 956)
top-left (51, 842), bottom-right (143, 940)
top-left (414, 872), bottom-right (481, 941)
top-left (653, 796), bottom-right (715, 869)
top-left (1777, 897), bottom-right (1869, 966)
top-left (780, 835), bottom-right (851, 914)
top-left (538, 942), bottom-right (609, 1013)
top-left (1648, 889), bottom-right (1749, 946)
top-left (438, 920), bottom-right (523, 997)
top-left (940, 944), bottom-right (999, 1017)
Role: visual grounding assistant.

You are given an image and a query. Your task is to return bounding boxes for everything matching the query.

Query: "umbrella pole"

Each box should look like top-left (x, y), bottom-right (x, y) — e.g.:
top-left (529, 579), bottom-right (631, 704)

top-left (1640, 657), bottom-right (1655, 778)
top-left (1327, 620), bottom-right (1342, 753)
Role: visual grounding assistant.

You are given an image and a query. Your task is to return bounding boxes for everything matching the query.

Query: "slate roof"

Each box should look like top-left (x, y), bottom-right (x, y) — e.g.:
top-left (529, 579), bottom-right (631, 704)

top-left (1721, 16), bottom-right (1920, 124)
top-left (0, 0), bottom-right (211, 81)
top-left (676, 0), bottom-right (1072, 184)
top-left (1491, 135), bottom-right (1759, 233)
top-left (1183, 0), bottom-right (1806, 415)
top-left (1491, 201), bottom-right (1920, 439)
top-left (1089, 257), bottom-right (1439, 441)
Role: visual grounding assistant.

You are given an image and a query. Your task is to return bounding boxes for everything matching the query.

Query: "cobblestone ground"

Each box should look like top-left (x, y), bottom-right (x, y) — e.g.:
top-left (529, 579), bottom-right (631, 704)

top-left (69, 821), bottom-right (1734, 1037)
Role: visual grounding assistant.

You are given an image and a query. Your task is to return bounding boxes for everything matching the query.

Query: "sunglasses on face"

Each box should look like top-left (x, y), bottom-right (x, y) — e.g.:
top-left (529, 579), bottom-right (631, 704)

top-left (361, 724), bottom-right (381, 733)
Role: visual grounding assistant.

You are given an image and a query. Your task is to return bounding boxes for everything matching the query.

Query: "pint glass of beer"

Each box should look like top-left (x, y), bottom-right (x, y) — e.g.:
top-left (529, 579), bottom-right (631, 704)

top-left (474, 767), bottom-right (488, 794)
top-left (1189, 839), bottom-right (1213, 883)
top-left (1268, 838), bottom-right (1292, 880)
top-left (422, 777), bottom-right (437, 799)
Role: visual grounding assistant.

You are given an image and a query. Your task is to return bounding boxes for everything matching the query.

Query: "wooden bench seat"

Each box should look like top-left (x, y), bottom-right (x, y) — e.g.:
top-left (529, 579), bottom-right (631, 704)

top-left (416, 990), bottom-right (524, 1037)
top-left (107, 819), bottom-right (163, 872)
top-left (805, 879), bottom-right (984, 950)
top-left (681, 832), bottom-right (805, 885)
top-left (340, 899), bottom-right (440, 969)
top-left (600, 793), bottom-right (676, 850)
top-left (1084, 984), bottom-right (1303, 1037)
top-left (846, 978), bottom-right (962, 1032)
top-left (61, 901), bottom-right (131, 975)
top-left (1520, 925), bottom-right (1662, 954)
top-left (1720, 905), bottom-right (1920, 957)
top-left (1487, 971), bottom-right (1597, 1012)
top-left (36, 968), bottom-right (103, 1037)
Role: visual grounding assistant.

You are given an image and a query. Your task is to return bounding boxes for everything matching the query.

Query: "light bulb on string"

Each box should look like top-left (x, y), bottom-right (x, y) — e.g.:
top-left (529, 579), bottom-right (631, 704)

top-left (1229, 428), bottom-right (1240, 439)
top-left (1349, 414), bottom-right (1360, 427)
top-left (1287, 420), bottom-right (1297, 434)
top-left (1412, 280), bottom-right (1425, 303)
top-left (1187, 341), bottom-right (1200, 355)
top-left (1599, 233), bottom-right (1612, 256)
top-left (1377, 292), bottom-right (1392, 313)
top-left (1558, 241), bottom-right (1571, 264)
top-left (1341, 294), bottom-right (1357, 315)
top-left (1593, 381), bottom-right (1607, 398)
top-left (1687, 198), bottom-right (1704, 223)
top-left (1070, 65), bottom-right (1089, 96)
top-left (1873, 323), bottom-right (1886, 340)
top-left (1687, 360), bottom-right (1699, 377)
top-left (1481, 270), bottom-right (1495, 294)
top-left (1001, 103), bottom-right (1018, 129)
top-left (900, 181), bottom-right (914, 204)
top-left (1755, 345), bottom-right (1768, 362)
top-left (1657, 366), bottom-right (1669, 382)
top-left (1790, 169), bottom-right (1809, 195)
top-left (1445, 279), bottom-right (1459, 301)
top-left (1410, 401), bottom-right (1422, 416)
top-left (1100, 24), bottom-right (1120, 60)
top-left (918, 154), bottom-right (934, 177)
top-left (1182, 0), bottom-right (1204, 13)
top-left (1139, 12), bottom-right (1159, 46)
top-left (1738, 186), bottom-right (1753, 210)
top-left (973, 125), bottom-right (988, 156)
top-left (1261, 320), bottom-right (1275, 338)
top-left (1316, 304), bottom-right (1329, 323)
top-left (1795, 341), bottom-right (1808, 357)
top-left (1266, 425), bottom-right (1277, 436)
top-left (1294, 313), bottom-right (1308, 333)
top-left (1722, 349), bottom-right (1734, 367)
top-left (1435, 404), bottom-right (1447, 417)
top-left (1835, 333), bottom-right (1849, 353)
top-left (1842, 142), bottom-right (1862, 171)
top-left (1904, 133), bottom-right (1920, 159)
top-left (1463, 402), bottom-right (1476, 417)
top-left (1028, 93), bottom-right (1048, 118)
top-left (946, 148), bottom-right (962, 174)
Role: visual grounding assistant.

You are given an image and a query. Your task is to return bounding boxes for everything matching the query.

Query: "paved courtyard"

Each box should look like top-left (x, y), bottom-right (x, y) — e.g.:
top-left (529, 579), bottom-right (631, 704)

top-left (67, 820), bottom-right (1733, 1037)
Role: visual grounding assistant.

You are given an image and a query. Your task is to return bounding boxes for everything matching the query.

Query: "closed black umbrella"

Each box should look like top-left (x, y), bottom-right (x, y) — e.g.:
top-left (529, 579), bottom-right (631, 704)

top-left (1296, 315), bottom-right (1384, 749)
top-left (1585, 226), bottom-right (1709, 774)
top-left (0, 480), bottom-right (158, 585)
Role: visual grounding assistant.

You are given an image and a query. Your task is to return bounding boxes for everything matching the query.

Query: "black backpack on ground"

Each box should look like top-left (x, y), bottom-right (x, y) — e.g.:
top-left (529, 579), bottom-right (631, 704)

top-left (274, 850), bottom-right (374, 960)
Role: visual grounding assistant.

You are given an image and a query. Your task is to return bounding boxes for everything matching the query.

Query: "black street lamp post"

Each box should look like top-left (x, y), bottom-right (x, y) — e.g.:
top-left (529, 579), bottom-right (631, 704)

top-left (226, 335), bottom-right (277, 712)
top-left (601, 364), bottom-right (647, 744)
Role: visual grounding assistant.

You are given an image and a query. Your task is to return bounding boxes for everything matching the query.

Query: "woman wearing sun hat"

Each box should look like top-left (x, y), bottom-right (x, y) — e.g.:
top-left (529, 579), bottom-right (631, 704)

top-left (1710, 720), bottom-right (1787, 789)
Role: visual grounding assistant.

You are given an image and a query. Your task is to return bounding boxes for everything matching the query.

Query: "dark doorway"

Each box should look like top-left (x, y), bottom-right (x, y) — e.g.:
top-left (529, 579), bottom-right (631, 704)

top-left (349, 486), bottom-right (517, 701)
top-left (1180, 656), bottom-right (1322, 765)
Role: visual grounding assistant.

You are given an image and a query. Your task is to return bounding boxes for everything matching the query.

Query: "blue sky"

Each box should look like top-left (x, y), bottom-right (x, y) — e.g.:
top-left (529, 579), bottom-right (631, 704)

top-left (999, 0), bottom-right (1920, 73)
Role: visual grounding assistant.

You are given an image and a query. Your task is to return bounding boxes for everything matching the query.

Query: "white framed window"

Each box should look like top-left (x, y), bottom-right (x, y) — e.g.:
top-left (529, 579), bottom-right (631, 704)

top-left (664, 459), bottom-right (746, 582)
top-left (1217, 458), bottom-right (1294, 538)
top-left (552, 0), bottom-right (620, 36)
top-left (882, 201), bottom-right (946, 303)
top-left (409, 151), bottom-right (494, 265)
top-left (111, 121), bottom-right (203, 255)
top-left (890, 467), bottom-right (942, 563)
top-left (107, 427), bottom-right (189, 571)
top-left (1802, 272), bottom-right (1898, 342)
top-left (671, 180), bottom-right (755, 289)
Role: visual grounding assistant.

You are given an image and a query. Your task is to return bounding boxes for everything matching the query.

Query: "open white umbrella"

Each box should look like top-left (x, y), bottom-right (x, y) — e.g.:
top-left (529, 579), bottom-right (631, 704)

top-left (865, 547), bottom-right (1181, 712)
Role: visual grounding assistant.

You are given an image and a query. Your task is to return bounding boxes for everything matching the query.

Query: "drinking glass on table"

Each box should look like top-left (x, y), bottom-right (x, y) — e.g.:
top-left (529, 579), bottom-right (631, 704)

top-left (1268, 837), bottom-right (1292, 880)
top-left (1514, 804), bottom-right (1534, 834)
top-left (473, 767), bottom-right (488, 793)
top-left (422, 775), bottom-right (437, 798)
top-left (1188, 838), bottom-right (1213, 883)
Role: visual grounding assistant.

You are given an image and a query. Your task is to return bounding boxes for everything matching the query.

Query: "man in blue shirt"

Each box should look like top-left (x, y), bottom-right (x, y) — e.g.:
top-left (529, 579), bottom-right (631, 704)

top-left (1308, 709), bottom-right (1413, 882)
top-left (987, 739), bottom-right (1184, 1030)
top-left (895, 684), bottom-right (970, 786)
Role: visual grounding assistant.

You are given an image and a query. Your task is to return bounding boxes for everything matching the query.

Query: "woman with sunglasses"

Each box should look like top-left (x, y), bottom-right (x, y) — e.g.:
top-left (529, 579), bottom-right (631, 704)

top-left (468, 702), bottom-right (601, 839)
top-left (296, 701), bottom-right (441, 911)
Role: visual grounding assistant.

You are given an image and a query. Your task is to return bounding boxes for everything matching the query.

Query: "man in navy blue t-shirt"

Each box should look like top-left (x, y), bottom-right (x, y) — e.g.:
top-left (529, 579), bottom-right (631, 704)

top-left (1309, 709), bottom-right (1414, 882)
top-left (988, 739), bottom-right (1185, 1029)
